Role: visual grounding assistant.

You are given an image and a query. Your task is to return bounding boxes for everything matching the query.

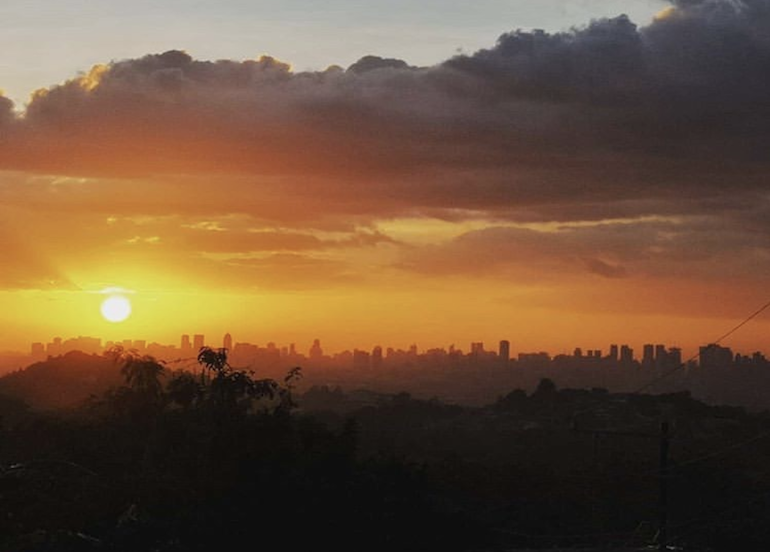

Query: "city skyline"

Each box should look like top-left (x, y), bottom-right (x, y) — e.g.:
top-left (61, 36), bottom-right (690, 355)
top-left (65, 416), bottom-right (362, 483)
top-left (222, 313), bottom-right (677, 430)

top-left (17, 331), bottom-right (763, 369)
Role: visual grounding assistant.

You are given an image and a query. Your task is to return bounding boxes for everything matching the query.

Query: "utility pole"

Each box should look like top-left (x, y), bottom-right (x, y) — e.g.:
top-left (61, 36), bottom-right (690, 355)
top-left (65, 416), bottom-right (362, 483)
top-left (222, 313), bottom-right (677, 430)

top-left (658, 421), bottom-right (670, 552)
top-left (572, 420), bottom-right (672, 550)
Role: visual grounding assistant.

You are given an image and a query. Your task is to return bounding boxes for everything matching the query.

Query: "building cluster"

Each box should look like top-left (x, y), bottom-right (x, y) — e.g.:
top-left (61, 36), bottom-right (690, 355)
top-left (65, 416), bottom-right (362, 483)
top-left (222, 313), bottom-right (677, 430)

top-left (26, 334), bottom-right (770, 372)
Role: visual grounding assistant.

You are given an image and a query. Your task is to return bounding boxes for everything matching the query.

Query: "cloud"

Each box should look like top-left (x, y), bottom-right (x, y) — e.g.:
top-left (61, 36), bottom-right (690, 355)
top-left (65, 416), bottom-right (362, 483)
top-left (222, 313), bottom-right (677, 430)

top-left (584, 258), bottom-right (628, 279)
top-left (397, 217), bottom-right (770, 284)
top-left (0, 1), bottom-right (764, 193)
top-left (1, 0), bottom-right (770, 292)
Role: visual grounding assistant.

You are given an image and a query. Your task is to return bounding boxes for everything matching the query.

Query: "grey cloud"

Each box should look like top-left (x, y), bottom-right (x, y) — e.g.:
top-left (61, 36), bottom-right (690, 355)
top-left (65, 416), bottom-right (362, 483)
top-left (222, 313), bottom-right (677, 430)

top-left (347, 55), bottom-right (411, 74)
top-left (0, 0), bottom-right (767, 247)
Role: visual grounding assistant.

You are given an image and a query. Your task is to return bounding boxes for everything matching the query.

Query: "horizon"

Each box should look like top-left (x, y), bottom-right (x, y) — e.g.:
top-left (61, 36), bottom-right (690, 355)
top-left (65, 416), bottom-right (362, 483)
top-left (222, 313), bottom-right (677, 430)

top-left (4, 327), bottom-right (765, 363)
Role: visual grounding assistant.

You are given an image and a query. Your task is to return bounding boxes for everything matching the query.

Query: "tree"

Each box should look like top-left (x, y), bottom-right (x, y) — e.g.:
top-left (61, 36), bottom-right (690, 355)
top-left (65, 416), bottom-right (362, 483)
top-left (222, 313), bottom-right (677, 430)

top-left (104, 346), bottom-right (166, 417)
top-left (195, 346), bottom-right (301, 414)
top-left (166, 371), bottom-right (202, 410)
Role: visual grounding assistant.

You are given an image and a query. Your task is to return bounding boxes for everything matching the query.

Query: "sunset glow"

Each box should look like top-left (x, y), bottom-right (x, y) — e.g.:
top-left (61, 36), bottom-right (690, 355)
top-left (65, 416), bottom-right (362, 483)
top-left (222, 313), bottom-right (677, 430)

top-left (0, 0), bottom-right (768, 360)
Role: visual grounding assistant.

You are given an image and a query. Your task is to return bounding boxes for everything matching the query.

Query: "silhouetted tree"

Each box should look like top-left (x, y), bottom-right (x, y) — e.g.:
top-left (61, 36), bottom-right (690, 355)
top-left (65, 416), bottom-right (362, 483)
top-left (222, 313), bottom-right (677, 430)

top-left (196, 346), bottom-right (301, 415)
top-left (106, 346), bottom-right (165, 400)
top-left (533, 377), bottom-right (557, 399)
top-left (165, 371), bottom-right (202, 410)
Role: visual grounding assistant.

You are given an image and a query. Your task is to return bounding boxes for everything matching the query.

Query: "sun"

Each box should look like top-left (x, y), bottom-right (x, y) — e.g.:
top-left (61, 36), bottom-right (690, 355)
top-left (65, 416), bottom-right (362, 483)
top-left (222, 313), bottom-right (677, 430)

top-left (101, 295), bottom-right (132, 323)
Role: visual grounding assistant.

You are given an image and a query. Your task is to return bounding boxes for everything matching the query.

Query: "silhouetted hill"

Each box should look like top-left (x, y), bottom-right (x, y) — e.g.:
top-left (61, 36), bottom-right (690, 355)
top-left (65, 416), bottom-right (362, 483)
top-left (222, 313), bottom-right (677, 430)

top-left (0, 351), bottom-right (122, 410)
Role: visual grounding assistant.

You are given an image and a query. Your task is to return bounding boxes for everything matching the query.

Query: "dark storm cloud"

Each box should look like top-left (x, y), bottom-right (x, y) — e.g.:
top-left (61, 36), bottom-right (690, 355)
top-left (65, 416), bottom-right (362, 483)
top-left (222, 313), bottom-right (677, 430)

top-left (0, 1), bottom-right (763, 181)
top-left (0, 1), bottom-right (766, 210)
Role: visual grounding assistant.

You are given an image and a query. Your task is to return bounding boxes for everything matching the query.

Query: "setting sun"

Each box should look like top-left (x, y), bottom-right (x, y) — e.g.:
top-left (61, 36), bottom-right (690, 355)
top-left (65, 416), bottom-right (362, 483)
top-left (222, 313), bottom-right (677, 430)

top-left (100, 295), bottom-right (132, 323)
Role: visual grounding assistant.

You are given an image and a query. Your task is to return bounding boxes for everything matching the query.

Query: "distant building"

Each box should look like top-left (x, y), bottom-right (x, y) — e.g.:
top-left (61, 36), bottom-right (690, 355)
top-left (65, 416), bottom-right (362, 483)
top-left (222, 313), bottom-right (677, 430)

top-left (30, 342), bottom-right (45, 358)
top-left (372, 346), bottom-right (383, 369)
top-left (193, 334), bottom-right (205, 351)
top-left (223, 333), bottom-right (232, 351)
top-left (181, 334), bottom-right (191, 353)
top-left (517, 352), bottom-right (551, 369)
top-left (353, 349), bottom-right (370, 369)
top-left (499, 340), bottom-right (510, 362)
top-left (700, 344), bottom-right (734, 369)
top-left (620, 345), bottom-right (634, 365)
top-left (310, 339), bottom-right (323, 360)
top-left (609, 344), bottom-right (619, 362)
top-left (642, 344), bottom-right (655, 367)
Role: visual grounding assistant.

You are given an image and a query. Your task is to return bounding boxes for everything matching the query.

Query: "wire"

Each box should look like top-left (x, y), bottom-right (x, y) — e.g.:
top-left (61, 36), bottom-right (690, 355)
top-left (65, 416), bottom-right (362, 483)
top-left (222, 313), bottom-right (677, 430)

top-left (632, 297), bottom-right (770, 394)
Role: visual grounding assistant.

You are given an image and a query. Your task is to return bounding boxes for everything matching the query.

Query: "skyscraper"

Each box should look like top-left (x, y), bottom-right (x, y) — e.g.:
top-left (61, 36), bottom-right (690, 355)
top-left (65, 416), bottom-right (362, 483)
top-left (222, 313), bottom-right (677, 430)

top-left (223, 333), bottom-right (232, 351)
top-left (642, 344), bottom-right (654, 367)
top-left (193, 334), bottom-right (205, 351)
top-left (499, 340), bottom-right (510, 362)
top-left (372, 346), bottom-right (383, 369)
top-left (310, 339), bottom-right (323, 360)
top-left (620, 345), bottom-right (634, 365)
top-left (699, 344), bottom-right (734, 370)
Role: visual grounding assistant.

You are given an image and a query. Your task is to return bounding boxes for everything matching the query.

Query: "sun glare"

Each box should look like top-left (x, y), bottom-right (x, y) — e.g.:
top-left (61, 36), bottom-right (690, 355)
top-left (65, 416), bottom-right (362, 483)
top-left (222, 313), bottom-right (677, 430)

top-left (101, 295), bottom-right (132, 323)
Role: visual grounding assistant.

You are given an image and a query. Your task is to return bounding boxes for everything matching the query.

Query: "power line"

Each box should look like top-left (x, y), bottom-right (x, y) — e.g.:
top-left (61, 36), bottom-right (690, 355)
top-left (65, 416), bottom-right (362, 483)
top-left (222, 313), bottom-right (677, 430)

top-left (633, 297), bottom-right (770, 394)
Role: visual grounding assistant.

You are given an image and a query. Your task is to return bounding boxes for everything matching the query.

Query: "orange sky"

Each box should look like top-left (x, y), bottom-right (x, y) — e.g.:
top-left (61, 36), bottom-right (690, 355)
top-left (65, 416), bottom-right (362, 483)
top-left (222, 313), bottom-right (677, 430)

top-left (2, 2), bottom-right (770, 357)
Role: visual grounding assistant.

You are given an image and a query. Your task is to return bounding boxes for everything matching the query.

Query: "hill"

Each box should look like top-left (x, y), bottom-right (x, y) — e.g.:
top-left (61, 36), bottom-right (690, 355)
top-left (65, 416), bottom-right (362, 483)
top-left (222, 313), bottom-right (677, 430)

top-left (0, 351), bottom-right (122, 410)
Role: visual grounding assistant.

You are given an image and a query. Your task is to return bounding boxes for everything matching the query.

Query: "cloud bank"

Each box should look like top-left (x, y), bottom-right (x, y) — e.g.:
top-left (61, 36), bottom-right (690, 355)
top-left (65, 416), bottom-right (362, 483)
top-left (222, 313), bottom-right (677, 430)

top-left (1, 0), bottom-right (769, 296)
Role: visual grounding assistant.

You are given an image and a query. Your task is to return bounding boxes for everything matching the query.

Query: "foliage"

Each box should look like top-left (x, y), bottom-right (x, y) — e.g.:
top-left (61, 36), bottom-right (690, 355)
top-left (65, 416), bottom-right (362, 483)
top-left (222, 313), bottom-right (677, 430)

top-left (195, 346), bottom-right (301, 415)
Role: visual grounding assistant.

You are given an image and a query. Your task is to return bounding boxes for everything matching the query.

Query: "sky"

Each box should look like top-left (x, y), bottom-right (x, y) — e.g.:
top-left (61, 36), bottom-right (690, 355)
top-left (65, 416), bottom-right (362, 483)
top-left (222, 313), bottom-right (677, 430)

top-left (2, 0), bottom-right (770, 356)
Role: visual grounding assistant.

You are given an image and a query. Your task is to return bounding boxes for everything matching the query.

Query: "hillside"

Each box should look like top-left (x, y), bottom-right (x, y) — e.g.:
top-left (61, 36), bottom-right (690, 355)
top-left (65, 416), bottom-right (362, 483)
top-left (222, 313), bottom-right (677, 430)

top-left (0, 351), bottom-right (122, 410)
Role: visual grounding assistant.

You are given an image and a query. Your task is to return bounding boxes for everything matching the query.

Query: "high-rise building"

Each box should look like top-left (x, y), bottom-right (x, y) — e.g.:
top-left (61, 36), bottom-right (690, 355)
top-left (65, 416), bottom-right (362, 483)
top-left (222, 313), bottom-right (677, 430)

top-left (353, 349), bottom-right (370, 369)
top-left (471, 342), bottom-right (484, 355)
top-left (193, 334), bottom-right (205, 351)
top-left (310, 339), bottom-right (323, 360)
top-left (372, 346), bottom-right (383, 369)
top-left (30, 342), bottom-right (45, 358)
top-left (609, 344), bottom-right (619, 362)
top-left (499, 340), bottom-right (510, 362)
top-left (620, 345), bottom-right (634, 365)
top-left (699, 344), bottom-right (734, 369)
top-left (642, 344), bottom-right (655, 367)
top-left (181, 334), bottom-right (191, 352)
top-left (223, 333), bottom-right (232, 351)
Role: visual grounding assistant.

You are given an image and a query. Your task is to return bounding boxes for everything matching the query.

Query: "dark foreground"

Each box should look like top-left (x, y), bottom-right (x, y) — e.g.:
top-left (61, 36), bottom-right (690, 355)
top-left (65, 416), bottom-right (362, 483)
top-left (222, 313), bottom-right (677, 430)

top-left (1, 354), bottom-right (769, 551)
